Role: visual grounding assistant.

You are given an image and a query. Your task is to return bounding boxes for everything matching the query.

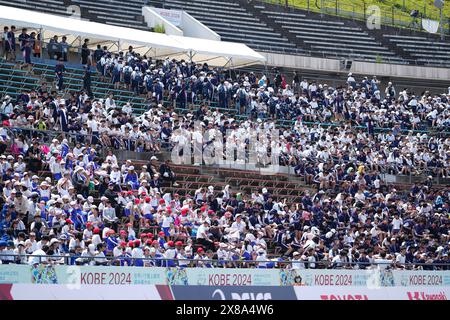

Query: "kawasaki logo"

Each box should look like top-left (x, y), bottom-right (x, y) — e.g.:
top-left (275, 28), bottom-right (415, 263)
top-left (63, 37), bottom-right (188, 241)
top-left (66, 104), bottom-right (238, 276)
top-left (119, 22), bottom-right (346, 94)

top-left (407, 291), bottom-right (447, 300)
top-left (320, 294), bottom-right (368, 300)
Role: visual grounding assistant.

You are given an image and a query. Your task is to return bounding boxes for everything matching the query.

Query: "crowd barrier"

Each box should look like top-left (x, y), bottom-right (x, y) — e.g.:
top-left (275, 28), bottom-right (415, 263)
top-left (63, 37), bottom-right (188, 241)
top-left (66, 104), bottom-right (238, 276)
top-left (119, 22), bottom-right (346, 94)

top-left (1, 265), bottom-right (449, 287)
top-left (0, 265), bottom-right (449, 300)
top-left (1, 284), bottom-right (448, 301)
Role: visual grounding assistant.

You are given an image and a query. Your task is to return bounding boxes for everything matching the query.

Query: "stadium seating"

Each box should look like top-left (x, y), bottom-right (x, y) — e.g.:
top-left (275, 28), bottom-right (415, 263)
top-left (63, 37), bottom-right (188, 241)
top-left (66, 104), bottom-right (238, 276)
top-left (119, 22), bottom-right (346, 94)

top-left (156, 0), bottom-right (301, 54)
top-left (1, 0), bottom-right (448, 67)
top-left (69, 0), bottom-right (150, 30)
top-left (383, 34), bottom-right (450, 68)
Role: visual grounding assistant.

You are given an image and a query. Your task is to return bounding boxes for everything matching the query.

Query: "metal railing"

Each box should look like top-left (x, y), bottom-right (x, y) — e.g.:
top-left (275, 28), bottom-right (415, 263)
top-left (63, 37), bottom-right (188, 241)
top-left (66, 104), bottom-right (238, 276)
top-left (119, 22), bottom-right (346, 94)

top-left (1, 253), bottom-right (449, 269)
top-left (261, 0), bottom-right (450, 36)
top-left (3, 122), bottom-right (450, 184)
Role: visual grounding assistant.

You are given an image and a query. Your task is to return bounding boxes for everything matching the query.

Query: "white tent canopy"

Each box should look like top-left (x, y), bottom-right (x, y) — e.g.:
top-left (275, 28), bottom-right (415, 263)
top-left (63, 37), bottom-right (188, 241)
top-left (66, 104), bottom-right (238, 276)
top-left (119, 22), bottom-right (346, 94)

top-left (0, 5), bottom-right (266, 67)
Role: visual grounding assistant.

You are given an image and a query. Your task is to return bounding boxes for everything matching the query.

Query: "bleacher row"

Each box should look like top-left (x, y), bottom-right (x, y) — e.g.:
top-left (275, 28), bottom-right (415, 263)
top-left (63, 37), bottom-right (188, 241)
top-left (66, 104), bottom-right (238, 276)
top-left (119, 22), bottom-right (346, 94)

top-left (0, 60), bottom-right (445, 208)
top-left (2, 58), bottom-right (448, 140)
top-left (1, 0), bottom-right (449, 67)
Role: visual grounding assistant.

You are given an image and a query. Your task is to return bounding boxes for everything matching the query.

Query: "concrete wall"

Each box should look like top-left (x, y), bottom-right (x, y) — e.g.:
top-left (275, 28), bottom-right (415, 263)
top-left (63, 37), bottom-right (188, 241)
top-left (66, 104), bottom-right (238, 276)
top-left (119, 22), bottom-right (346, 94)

top-left (261, 52), bottom-right (450, 81)
top-left (142, 7), bottom-right (183, 36)
top-left (181, 11), bottom-right (221, 41)
top-left (142, 7), bottom-right (220, 41)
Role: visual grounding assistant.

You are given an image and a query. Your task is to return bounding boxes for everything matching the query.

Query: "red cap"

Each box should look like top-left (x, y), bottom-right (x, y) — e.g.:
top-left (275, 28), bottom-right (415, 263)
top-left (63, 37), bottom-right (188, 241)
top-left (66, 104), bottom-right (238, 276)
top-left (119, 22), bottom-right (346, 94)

top-left (141, 192), bottom-right (147, 196)
top-left (197, 247), bottom-right (204, 253)
top-left (134, 199), bottom-right (140, 205)
top-left (175, 241), bottom-right (183, 247)
top-left (57, 155), bottom-right (62, 161)
top-left (145, 197), bottom-right (151, 203)
top-left (86, 222), bottom-right (92, 228)
top-left (181, 208), bottom-right (189, 216)
top-left (159, 199), bottom-right (165, 204)
top-left (208, 210), bottom-right (215, 215)
top-left (140, 233), bottom-right (148, 238)
top-left (93, 227), bottom-right (100, 234)
top-left (65, 219), bottom-right (73, 224)
top-left (134, 239), bottom-right (141, 246)
top-left (120, 241), bottom-right (127, 247)
top-left (151, 240), bottom-right (158, 246)
top-left (127, 191), bottom-right (133, 195)
top-left (167, 207), bottom-right (172, 214)
top-left (147, 233), bottom-right (154, 238)
top-left (201, 206), bottom-right (207, 212)
top-left (158, 231), bottom-right (165, 236)
top-left (128, 240), bottom-right (134, 248)
top-left (167, 241), bottom-right (174, 247)
top-left (146, 239), bottom-right (153, 245)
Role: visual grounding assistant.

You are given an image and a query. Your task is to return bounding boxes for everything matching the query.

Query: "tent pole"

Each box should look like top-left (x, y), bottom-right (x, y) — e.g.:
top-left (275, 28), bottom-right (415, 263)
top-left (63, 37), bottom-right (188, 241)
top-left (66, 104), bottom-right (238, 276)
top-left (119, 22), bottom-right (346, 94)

top-left (39, 27), bottom-right (43, 59)
top-left (78, 36), bottom-right (82, 63)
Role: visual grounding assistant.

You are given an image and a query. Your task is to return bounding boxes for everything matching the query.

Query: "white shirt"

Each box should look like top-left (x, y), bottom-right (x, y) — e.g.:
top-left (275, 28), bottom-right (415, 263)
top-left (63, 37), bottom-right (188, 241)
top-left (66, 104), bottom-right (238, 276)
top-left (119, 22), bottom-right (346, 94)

top-left (28, 249), bottom-right (48, 265)
top-left (87, 119), bottom-right (99, 132)
top-left (162, 216), bottom-right (173, 228)
top-left (392, 218), bottom-right (403, 230)
top-left (196, 225), bottom-right (208, 240)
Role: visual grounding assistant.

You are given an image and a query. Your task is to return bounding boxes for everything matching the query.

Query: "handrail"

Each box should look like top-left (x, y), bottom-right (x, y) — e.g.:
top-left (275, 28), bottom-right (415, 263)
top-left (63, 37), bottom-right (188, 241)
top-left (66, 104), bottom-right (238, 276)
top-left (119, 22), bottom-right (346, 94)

top-left (261, 0), bottom-right (450, 36)
top-left (2, 253), bottom-right (449, 269)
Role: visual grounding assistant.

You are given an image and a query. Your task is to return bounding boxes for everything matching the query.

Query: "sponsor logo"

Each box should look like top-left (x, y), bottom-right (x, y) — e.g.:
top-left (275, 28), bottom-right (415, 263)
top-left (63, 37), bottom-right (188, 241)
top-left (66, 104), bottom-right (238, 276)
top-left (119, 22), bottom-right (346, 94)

top-left (212, 289), bottom-right (272, 300)
top-left (171, 285), bottom-right (297, 300)
top-left (320, 294), bottom-right (369, 300)
top-left (407, 291), bottom-right (447, 300)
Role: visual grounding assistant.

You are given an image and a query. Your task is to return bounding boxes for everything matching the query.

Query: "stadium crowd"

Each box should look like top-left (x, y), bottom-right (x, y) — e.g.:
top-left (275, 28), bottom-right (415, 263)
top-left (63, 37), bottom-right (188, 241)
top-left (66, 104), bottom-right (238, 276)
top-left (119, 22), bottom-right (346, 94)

top-left (0, 39), bottom-right (449, 270)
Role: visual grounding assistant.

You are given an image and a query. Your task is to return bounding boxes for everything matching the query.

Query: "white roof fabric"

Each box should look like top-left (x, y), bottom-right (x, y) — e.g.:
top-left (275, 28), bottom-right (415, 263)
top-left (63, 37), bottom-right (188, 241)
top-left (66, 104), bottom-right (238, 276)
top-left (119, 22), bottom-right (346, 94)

top-left (0, 5), bottom-right (265, 67)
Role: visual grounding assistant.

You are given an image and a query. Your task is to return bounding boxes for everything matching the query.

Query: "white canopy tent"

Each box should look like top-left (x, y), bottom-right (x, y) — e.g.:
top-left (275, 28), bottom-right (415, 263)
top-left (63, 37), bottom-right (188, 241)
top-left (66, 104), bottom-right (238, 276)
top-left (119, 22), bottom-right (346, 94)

top-left (0, 5), bottom-right (265, 67)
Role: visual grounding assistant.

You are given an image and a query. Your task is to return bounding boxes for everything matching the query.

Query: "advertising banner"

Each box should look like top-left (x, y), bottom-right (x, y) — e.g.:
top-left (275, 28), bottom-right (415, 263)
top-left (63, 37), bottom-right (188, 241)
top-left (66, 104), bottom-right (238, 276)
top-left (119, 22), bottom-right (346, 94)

top-left (294, 286), bottom-right (449, 300)
top-left (1, 265), bottom-right (449, 289)
top-left (0, 265), bottom-right (31, 284)
top-left (171, 285), bottom-right (297, 300)
top-left (153, 8), bottom-right (182, 26)
top-left (279, 269), bottom-right (450, 288)
top-left (51, 265), bottom-right (167, 286)
top-left (168, 268), bottom-right (281, 286)
top-left (0, 283), bottom-right (172, 300)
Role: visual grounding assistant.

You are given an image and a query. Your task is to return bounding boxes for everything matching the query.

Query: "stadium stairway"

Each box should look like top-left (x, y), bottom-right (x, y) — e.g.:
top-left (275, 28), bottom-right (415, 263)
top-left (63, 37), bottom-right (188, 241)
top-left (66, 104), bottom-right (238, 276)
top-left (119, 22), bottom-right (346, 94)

top-left (2, 57), bottom-right (449, 138)
top-left (0, 58), bottom-right (240, 117)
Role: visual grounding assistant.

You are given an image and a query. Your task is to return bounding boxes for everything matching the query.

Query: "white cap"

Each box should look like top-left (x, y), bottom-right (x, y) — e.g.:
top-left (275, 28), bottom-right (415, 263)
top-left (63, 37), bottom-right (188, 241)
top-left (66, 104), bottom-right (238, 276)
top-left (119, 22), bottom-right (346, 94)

top-left (49, 238), bottom-right (60, 246)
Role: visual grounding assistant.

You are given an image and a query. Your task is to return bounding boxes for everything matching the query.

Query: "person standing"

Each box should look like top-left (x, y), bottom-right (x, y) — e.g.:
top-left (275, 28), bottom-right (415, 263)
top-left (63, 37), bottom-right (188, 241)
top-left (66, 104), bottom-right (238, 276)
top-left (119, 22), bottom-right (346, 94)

top-left (292, 71), bottom-right (300, 94)
top-left (2, 26), bottom-right (9, 60)
top-left (57, 101), bottom-right (69, 133)
top-left (81, 39), bottom-right (90, 65)
top-left (83, 65), bottom-right (93, 98)
top-left (47, 35), bottom-right (59, 60)
top-left (55, 59), bottom-right (66, 91)
top-left (31, 32), bottom-right (41, 58)
top-left (18, 28), bottom-right (31, 71)
top-left (60, 36), bottom-right (70, 62)
top-left (7, 25), bottom-right (16, 61)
